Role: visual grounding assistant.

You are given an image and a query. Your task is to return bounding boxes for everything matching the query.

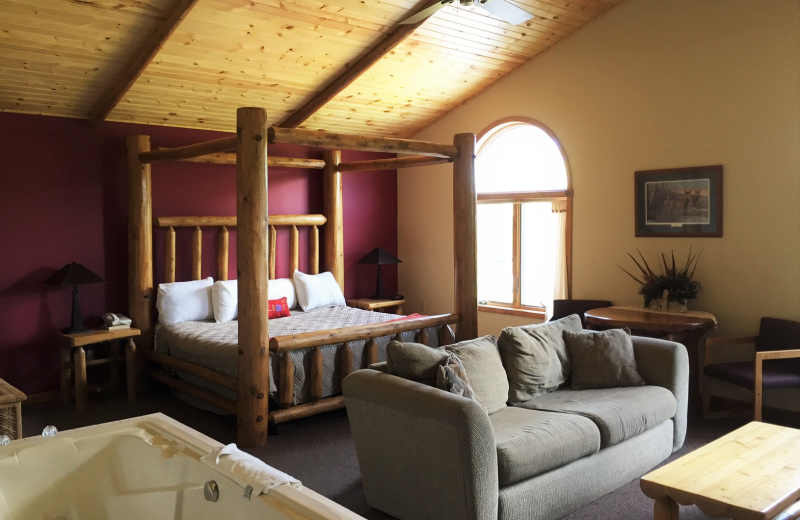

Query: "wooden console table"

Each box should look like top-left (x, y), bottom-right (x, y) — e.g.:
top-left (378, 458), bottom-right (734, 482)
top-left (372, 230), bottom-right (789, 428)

top-left (585, 306), bottom-right (715, 416)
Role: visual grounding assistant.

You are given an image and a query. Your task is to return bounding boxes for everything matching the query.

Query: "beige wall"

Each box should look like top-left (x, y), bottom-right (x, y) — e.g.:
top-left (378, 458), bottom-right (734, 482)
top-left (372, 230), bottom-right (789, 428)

top-left (399, 0), bottom-right (800, 347)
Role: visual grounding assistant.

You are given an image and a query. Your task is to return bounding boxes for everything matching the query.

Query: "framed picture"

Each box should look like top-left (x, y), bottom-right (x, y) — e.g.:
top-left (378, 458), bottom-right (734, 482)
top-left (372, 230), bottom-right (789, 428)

top-left (634, 165), bottom-right (723, 237)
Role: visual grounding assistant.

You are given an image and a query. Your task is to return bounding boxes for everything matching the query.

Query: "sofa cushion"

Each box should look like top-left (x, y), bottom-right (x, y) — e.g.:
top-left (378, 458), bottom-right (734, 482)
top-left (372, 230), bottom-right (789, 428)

top-left (564, 328), bottom-right (645, 390)
top-left (386, 341), bottom-right (448, 383)
top-left (498, 314), bottom-right (582, 405)
top-left (516, 386), bottom-right (676, 448)
top-left (446, 335), bottom-right (509, 414)
top-left (489, 407), bottom-right (600, 486)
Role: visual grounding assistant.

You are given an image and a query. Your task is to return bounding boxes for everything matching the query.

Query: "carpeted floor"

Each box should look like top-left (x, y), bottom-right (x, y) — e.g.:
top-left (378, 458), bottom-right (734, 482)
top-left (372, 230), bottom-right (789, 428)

top-left (21, 391), bottom-right (785, 520)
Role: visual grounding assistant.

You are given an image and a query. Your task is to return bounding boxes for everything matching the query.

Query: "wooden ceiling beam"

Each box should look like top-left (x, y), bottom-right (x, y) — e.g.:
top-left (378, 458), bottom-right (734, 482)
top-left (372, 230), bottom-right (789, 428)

top-left (164, 150), bottom-right (327, 169)
top-left (278, 0), bottom-right (443, 129)
top-left (337, 155), bottom-right (453, 172)
top-left (86, 0), bottom-right (201, 126)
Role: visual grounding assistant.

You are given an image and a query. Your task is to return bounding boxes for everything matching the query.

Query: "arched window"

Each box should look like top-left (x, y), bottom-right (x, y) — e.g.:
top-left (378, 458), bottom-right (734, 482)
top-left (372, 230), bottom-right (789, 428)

top-left (476, 119), bottom-right (572, 317)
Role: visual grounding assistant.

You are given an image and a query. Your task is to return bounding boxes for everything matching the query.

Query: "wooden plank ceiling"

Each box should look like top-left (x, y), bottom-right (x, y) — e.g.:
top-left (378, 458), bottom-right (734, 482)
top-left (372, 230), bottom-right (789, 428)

top-left (0, 0), bottom-right (623, 137)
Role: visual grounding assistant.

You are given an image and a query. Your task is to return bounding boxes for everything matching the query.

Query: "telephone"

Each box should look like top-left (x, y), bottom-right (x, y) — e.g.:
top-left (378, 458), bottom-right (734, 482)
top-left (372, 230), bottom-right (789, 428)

top-left (102, 313), bottom-right (132, 327)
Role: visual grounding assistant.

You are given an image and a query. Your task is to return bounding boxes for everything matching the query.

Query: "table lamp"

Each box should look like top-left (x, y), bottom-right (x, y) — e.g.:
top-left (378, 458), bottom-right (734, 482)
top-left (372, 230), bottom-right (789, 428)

top-left (44, 262), bottom-right (105, 333)
top-left (357, 248), bottom-right (402, 300)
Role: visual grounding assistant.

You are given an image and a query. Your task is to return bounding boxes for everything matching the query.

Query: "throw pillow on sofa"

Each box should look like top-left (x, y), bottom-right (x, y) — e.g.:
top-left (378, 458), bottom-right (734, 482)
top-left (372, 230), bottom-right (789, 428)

top-left (386, 340), bottom-right (448, 384)
top-left (436, 354), bottom-right (484, 410)
top-left (563, 328), bottom-right (645, 390)
top-left (497, 314), bottom-right (582, 404)
top-left (445, 335), bottom-right (508, 414)
top-left (386, 337), bottom-right (508, 413)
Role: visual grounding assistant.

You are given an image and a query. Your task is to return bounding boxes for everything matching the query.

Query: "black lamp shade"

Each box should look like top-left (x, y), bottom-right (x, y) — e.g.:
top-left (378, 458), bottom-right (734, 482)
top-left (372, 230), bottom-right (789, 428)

top-left (44, 262), bottom-right (104, 334)
top-left (357, 248), bottom-right (401, 300)
top-left (357, 247), bottom-right (402, 266)
top-left (44, 262), bottom-right (104, 287)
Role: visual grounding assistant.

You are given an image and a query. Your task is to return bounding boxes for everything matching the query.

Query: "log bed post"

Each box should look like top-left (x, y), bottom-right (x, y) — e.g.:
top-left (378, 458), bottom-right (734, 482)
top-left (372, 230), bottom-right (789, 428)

top-left (236, 107), bottom-right (270, 448)
top-left (127, 135), bottom-right (154, 352)
top-left (453, 133), bottom-right (479, 342)
top-left (322, 150), bottom-right (344, 291)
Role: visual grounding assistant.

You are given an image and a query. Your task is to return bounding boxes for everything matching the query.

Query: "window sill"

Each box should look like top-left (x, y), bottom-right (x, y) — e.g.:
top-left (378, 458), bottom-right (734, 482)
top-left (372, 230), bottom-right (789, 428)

top-left (479, 304), bottom-right (546, 320)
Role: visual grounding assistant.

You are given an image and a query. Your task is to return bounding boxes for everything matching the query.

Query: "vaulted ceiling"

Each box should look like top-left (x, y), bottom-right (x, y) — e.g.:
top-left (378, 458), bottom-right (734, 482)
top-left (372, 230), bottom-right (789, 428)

top-left (0, 0), bottom-right (623, 137)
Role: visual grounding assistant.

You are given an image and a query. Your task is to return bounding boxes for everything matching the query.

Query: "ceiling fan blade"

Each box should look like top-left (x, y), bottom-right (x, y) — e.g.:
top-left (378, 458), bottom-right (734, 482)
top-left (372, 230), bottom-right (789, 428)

top-left (399, 0), bottom-right (451, 25)
top-left (478, 0), bottom-right (534, 25)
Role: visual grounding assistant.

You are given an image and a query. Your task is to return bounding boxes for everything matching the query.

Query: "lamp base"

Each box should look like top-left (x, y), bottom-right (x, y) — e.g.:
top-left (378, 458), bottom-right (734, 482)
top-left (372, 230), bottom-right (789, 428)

top-left (65, 285), bottom-right (89, 335)
top-left (62, 324), bottom-right (90, 335)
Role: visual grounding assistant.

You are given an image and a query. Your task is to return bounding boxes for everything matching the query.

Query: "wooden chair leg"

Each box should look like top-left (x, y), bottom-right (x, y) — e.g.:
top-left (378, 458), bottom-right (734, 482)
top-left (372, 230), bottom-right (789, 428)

top-left (754, 358), bottom-right (763, 422)
top-left (754, 387), bottom-right (763, 422)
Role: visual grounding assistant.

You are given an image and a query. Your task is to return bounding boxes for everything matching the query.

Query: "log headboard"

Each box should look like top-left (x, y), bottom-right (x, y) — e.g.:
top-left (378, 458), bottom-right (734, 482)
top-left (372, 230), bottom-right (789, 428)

top-left (154, 214), bottom-right (327, 283)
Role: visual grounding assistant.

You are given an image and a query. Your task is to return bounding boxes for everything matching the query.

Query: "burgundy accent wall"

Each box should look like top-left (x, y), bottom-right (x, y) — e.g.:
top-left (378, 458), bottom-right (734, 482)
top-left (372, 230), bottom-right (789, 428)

top-left (0, 112), bottom-right (398, 395)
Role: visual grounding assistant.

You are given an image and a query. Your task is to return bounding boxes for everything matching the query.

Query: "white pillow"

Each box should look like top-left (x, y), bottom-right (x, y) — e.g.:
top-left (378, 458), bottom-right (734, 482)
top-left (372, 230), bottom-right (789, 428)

top-left (269, 278), bottom-right (297, 310)
top-left (212, 280), bottom-right (238, 323)
top-left (157, 278), bottom-right (214, 325)
top-left (212, 278), bottom-right (298, 323)
top-left (293, 270), bottom-right (346, 311)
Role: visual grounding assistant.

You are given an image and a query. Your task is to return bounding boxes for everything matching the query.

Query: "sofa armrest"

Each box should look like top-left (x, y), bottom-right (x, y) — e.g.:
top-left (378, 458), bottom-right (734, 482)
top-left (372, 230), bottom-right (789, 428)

top-left (632, 336), bottom-right (689, 451)
top-left (343, 370), bottom-right (498, 520)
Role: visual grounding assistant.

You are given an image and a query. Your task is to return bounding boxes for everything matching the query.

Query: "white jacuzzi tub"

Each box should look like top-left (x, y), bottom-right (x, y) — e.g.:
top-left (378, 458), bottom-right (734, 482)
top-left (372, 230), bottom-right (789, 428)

top-left (0, 413), bottom-right (363, 520)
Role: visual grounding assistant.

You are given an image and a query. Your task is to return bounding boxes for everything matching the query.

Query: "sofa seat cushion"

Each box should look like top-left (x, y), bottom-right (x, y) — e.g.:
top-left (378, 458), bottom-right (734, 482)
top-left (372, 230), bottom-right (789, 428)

top-left (515, 386), bottom-right (676, 448)
top-left (489, 407), bottom-right (601, 486)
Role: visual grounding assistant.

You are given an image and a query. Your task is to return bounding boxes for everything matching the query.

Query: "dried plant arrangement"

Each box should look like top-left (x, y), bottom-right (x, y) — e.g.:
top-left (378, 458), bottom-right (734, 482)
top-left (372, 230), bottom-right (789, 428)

top-left (618, 246), bottom-right (703, 309)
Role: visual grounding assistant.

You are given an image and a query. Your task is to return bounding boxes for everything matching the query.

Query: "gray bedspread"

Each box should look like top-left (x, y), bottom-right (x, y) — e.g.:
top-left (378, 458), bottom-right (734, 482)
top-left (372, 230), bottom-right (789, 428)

top-left (155, 305), bottom-right (439, 409)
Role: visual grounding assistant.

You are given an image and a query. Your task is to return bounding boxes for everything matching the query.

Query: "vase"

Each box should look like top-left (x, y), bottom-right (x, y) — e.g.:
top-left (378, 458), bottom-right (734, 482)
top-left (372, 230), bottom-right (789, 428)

top-left (648, 298), bottom-right (688, 313)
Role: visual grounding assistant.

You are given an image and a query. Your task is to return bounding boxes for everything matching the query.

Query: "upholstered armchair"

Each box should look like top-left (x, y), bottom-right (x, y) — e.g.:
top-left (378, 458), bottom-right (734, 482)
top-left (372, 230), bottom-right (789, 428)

top-left (703, 317), bottom-right (800, 421)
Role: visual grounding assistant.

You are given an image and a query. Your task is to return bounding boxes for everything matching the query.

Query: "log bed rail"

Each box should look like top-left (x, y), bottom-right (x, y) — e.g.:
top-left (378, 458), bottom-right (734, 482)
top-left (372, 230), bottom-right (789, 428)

top-left (140, 314), bottom-right (458, 425)
top-left (128, 109), bottom-right (478, 447)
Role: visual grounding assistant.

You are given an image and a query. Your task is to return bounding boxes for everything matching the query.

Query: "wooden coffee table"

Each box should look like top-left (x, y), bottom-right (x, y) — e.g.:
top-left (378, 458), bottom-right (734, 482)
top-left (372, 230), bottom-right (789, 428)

top-left (641, 422), bottom-right (800, 520)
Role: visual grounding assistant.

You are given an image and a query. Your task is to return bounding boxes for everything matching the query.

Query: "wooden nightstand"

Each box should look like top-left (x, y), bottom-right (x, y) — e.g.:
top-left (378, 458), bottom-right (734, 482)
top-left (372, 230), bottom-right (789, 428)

top-left (347, 298), bottom-right (406, 315)
top-left (60, 328), bottom-right (140, 411)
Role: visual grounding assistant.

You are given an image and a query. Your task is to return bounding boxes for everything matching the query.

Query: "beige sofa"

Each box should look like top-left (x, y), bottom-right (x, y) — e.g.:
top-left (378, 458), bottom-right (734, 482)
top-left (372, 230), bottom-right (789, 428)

top-left (342, 320), bottom-right (688, 520)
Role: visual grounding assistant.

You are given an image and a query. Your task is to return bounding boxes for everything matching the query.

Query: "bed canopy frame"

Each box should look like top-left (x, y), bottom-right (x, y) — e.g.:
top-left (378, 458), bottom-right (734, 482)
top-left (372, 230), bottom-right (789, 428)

top-left (128, 107), bottom-right (478, 448)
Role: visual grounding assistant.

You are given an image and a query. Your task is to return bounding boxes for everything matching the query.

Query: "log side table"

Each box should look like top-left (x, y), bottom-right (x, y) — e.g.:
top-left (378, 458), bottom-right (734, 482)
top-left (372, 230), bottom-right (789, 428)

top-left (0, 379), bottom-right (26, 440)
top-left (60, 328), bottom-right (140, 411)
top-left (347, 298), bottom-right (406, 315)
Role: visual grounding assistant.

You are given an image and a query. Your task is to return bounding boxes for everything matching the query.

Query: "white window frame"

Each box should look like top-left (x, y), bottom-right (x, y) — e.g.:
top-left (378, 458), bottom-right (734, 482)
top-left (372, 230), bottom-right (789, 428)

top-left (476, 117), bottom-right (573, 319)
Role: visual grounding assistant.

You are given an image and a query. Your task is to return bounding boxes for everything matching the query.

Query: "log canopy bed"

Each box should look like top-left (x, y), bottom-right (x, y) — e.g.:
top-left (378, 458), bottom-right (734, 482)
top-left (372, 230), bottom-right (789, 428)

top-left (128, 107), bottom-right (478, 448)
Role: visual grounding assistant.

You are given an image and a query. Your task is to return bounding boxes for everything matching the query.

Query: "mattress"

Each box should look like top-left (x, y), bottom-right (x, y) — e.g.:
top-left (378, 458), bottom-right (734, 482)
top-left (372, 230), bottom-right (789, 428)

top-left (155, 305), bottom-right (440, 409)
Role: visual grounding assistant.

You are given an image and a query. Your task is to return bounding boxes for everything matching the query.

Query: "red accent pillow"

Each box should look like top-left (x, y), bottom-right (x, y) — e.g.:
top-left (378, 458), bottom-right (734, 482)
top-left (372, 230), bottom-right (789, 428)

top-left (268, 297), bottom-right (291, 319)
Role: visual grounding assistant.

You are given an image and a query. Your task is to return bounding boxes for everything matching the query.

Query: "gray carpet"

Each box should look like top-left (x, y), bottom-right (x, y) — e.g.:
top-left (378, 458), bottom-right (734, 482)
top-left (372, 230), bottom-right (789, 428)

top-left (21, 392), bottom-right (773, 520)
